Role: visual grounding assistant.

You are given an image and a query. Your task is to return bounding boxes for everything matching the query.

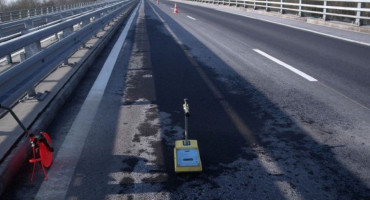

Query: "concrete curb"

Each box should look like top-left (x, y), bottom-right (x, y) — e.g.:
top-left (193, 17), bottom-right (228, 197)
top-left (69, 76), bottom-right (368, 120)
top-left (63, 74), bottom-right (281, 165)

top-left (0, 2), bottom-right (137, 196)
top-left (306, 18), bottom-right (370, 34)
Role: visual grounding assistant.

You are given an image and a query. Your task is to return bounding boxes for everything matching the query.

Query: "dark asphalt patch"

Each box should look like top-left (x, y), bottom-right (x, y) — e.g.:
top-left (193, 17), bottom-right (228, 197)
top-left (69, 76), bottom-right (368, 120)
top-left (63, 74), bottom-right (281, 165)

top-left (121, 157), bottom-right (141, 172)
top-left (134, 122), bottom-right (159, 142)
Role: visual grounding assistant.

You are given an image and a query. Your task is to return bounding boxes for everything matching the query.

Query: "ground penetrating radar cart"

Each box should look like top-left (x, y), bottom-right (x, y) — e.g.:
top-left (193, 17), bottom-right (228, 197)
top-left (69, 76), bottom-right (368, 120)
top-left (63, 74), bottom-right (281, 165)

top-left (174, 99), bottom-right (202, 173)
top-left (0, 105), bottom-right (53, 181)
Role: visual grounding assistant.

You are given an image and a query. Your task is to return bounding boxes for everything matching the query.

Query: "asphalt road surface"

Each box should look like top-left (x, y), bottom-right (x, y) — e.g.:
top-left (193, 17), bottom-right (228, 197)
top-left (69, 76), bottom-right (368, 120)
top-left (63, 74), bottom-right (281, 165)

top-left (2, 0), bottom-right (370, 199)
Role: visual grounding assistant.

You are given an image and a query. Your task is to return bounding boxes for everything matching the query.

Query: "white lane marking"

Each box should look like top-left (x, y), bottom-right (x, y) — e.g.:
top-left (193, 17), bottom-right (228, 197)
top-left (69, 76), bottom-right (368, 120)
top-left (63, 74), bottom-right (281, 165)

top-left (34, 2), bottom-right (141, 199)
top-left (253, 49), bottom-right (318, 82)
top-left (187, 15), bottom-right (196, 20)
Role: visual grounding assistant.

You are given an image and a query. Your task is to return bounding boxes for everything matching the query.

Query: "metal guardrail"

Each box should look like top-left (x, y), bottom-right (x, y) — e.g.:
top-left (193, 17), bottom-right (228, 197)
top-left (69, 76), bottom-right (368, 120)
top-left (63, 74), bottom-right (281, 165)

top-left (0, 0), bottom-right (136, 109)
top-left (189, 0), bottom-right (370, 25)
top-left (0, 1), bottom-right (100, 22)
top-left (0, 0), bottom-right (123, 38)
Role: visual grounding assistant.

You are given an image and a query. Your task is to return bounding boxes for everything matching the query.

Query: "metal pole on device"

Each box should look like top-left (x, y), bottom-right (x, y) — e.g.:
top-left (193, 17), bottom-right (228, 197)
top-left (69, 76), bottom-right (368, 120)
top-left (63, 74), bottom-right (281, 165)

top-left (183, 98), bottom-right (190, 146)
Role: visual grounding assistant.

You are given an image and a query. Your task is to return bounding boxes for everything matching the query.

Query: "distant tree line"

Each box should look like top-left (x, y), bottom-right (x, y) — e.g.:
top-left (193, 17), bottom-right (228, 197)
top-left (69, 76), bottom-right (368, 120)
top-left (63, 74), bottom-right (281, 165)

top-left (0, 0), bottom-right (98, 12)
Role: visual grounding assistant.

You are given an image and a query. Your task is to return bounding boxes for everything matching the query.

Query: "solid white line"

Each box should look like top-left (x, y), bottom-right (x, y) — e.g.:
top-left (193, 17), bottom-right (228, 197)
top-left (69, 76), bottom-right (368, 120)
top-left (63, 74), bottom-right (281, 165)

top-left (35, 2), bottom-right (141, 199)
top-left (253, 49), bottom-right (318, 82)
top-left (187, 15), bottom-right (196, 20)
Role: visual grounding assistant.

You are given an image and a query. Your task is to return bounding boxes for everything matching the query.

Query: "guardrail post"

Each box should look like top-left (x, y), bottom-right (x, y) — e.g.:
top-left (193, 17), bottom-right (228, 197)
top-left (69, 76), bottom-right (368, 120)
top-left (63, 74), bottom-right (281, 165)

top-left (10, 12), bottom-right (13, 21)
top-left (298, 0), bottom-right (302, 16)
top-left (22, 41), bottom-right (41, 61)
top-left (280, 0), bottom-right (284, 14)
top-left (254, 0), bottom-right (256, 9)
top-left (58, 26), bottom-right (74, 41)
top-left (323, 0), bottom-right (327, 21)
top-left (355, 2), bottom-right (362, 26)
top-left (57, 32), bottom-right (64, 41)
top-left (80, 18), bottom-right (91, 29)
top-left (25, 21), bottom-right (33, 29)
top-left (265, 0), bottom-right (268, 11)
top-left (26, 87), bottom-right (37, 100)
top-left (64, 26), bottom-right (74, 36)
top-left (96, 13), bottom-right (101, 21)
top-left (19, 11), bottom-right (21, 19)
top-left (28, 10), bottom-right (30, 18)
top-left (6, 55), bottom-right (13, 64)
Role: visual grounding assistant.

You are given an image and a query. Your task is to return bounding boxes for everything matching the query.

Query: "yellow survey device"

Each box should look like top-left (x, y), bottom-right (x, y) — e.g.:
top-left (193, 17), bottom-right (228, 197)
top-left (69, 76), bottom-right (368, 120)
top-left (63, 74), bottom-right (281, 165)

top-left (174, 99), bottom-right (203, 173)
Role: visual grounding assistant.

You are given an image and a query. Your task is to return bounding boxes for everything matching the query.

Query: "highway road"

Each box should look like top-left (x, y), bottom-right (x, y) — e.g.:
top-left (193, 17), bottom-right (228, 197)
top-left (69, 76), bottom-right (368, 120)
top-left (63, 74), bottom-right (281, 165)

top-left (2, 0), bottom-right (370, 199)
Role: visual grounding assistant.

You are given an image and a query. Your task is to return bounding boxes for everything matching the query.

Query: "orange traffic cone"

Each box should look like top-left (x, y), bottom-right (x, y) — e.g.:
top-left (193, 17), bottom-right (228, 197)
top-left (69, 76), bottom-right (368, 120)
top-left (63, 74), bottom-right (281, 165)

top-left (173, 3), bottom-right (179, 14)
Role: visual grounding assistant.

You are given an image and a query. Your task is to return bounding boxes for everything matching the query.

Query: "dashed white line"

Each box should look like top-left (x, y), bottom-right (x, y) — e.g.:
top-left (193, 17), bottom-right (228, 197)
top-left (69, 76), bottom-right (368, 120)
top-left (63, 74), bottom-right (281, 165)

top-left (187, 15), bottom-right (196, 20)
top-left (253, 49), bottom-right (318, 82)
